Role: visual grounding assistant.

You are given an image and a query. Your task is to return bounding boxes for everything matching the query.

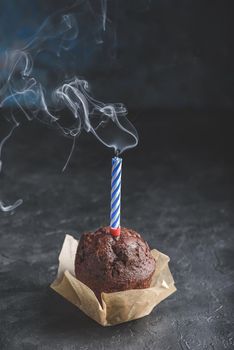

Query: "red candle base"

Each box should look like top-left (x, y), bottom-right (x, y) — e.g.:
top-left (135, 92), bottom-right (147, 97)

top-left (110, 227), bottom-right (121, 237)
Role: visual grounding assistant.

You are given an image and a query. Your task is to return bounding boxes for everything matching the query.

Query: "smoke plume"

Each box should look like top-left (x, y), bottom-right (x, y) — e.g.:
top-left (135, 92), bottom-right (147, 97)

top-left (0, 1), bottom-right (138, 212)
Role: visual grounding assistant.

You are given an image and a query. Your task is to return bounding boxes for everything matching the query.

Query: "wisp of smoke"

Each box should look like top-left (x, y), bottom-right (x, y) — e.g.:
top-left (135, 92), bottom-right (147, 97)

top-left (0, 1), bottom-right (138, 212)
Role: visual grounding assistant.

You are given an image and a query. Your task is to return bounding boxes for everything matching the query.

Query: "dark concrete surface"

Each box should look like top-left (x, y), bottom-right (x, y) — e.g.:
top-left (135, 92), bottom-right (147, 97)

top-left (0, 113), bottom-right (234, 349)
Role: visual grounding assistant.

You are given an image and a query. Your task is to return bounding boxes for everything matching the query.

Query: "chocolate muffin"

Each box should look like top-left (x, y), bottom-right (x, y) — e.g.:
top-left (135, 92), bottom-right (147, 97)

top-left (75, 226), bottom-right (156, 301)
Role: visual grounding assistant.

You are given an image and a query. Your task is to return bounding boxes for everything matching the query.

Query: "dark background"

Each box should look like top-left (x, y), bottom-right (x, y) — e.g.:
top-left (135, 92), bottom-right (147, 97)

top-left (0, 0), bottom-right (233, 111)
top-left (0, 1), bottom-right (234, 350)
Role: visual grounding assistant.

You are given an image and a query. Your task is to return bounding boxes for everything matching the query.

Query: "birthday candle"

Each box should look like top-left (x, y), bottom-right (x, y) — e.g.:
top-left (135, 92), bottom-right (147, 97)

top-left (110, 156), bottom-right (122, 237)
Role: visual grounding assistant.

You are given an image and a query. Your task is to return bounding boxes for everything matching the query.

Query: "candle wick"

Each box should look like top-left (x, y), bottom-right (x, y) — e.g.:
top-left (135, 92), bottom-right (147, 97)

top-left (115, 149), bottom-right (120, 157)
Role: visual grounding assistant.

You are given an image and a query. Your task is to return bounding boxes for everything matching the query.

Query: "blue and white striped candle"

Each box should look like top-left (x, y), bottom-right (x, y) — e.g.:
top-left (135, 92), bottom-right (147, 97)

top-left (110, 156), bottom-right (122, 236)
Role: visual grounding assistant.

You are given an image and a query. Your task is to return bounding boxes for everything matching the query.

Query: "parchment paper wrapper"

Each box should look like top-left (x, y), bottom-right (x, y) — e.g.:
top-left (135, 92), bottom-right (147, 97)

top-left (51, 234), bottom-right (176, 326)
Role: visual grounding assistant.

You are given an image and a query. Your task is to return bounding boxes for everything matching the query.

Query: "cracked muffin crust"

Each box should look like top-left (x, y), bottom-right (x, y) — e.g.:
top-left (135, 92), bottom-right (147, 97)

top-left (75, 226), bottom-right (156, 301)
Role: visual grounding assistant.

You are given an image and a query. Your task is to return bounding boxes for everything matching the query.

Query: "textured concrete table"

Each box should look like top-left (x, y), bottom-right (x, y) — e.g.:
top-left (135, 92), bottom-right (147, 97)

top-left (0, 114), bottom-right (233, 349)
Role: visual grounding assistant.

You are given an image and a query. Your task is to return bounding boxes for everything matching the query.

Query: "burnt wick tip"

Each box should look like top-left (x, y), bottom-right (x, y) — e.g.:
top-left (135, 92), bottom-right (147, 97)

top-left (115, 149), bottom-right (120, 157)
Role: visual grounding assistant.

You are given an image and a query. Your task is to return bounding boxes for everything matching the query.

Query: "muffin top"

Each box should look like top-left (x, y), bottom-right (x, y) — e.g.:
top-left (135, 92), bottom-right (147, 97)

top-left (75, 226), bottom-right (156, 295)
